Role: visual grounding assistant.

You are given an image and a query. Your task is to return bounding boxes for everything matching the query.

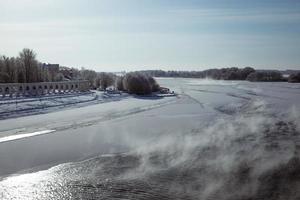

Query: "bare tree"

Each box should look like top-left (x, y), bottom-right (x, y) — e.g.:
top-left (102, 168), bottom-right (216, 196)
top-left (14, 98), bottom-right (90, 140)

top-left (19, 48), bottom-right (38, 82)
top-left (80, 68), bottom-right (97, 87)
top-left (98, 72), bottom-right (115, 90)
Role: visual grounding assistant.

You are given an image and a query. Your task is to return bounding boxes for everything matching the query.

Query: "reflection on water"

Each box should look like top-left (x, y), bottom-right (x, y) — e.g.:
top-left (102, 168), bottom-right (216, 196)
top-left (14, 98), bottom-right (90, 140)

top-left (0, 130), bottom-right (55, 143)
top-left (1, 110), bottom-right (300, 200)
top-left (0, 153), bottom-right (191, 200)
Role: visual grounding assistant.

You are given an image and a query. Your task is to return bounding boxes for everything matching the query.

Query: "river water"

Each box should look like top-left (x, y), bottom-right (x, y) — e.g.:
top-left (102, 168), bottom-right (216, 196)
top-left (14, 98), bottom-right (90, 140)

top-left (1, 79), bottom-right (300, 200)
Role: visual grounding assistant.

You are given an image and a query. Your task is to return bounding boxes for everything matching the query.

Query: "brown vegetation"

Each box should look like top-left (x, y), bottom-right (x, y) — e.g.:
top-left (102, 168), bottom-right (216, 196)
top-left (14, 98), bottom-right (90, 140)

top-left (288, 72), bottom-right (300, 83)
top-left (120, 72), bottom-right (160, 95)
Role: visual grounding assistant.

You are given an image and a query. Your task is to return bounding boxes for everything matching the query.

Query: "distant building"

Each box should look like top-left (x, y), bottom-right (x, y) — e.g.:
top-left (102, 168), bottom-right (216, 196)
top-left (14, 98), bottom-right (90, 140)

top-left (59, 66), bottom-right (79, 80)
top-left (42, 63), bottom-right (60, 81)
top-left (42, 63), bottom-right (59, 72)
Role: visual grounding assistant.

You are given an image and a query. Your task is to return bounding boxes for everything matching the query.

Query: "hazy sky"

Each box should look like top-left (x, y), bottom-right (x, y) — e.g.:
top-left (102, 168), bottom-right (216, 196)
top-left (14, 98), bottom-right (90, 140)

top-left (1, 0), bottom-right (300, 71)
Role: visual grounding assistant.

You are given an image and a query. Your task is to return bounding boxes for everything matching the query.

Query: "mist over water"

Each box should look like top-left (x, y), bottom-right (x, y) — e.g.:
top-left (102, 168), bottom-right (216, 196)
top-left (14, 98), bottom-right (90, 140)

top-left (1, 79), bottom-right (300, 200)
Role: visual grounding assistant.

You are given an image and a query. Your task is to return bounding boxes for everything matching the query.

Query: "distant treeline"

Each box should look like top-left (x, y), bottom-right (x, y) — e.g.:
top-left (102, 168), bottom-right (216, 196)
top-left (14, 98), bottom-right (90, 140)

top-left (0, 49), bottom-right (50, 83)
top-left (0, 49), bottom-right (120, 90)
top-left (1, 49), bottom-right (299, 95)
top-left (0, 48), bottom-right (100, 84)
top-left (0, 49), bottom-right (160, 95)
top-left (139, 68), bottom-right (300, 83)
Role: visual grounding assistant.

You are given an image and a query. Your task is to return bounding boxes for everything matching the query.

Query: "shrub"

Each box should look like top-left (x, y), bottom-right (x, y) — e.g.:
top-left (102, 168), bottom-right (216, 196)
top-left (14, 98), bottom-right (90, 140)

top-left (147, 76), bottom-right (160, 92)
top-left (121, 72), bottom-right (160, 95)
top-left (288, 73), bottom-right (300, 83)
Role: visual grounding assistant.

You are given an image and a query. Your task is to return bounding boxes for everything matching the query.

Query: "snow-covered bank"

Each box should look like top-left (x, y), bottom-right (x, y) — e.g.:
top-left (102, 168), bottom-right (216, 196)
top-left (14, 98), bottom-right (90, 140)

top-left (0, 91), bottom-right (129, 120)
top-left (0, 90), bottom-right (176, 120)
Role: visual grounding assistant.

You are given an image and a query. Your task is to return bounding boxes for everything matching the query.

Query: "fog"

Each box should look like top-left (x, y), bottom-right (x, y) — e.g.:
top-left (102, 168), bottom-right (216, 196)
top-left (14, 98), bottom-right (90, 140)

top-left (125, 99), bottom-right (300, 199)
top-left (0, 78), bottom-right (300, 199)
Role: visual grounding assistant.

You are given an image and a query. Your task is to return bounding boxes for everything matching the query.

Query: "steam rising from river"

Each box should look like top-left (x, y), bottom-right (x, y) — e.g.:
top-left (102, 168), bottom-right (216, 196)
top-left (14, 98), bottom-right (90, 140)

top-left (1, 79), bottom-right (300, 199)
top-left (121, 100), bottom-right (300, 199)
top-left (1, 98), bottom-right (299, 199)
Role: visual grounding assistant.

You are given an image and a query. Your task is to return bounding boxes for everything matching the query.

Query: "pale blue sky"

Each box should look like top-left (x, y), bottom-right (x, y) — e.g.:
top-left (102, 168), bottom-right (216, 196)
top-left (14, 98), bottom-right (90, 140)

top-left (1, 0), bottom-right (300, 71)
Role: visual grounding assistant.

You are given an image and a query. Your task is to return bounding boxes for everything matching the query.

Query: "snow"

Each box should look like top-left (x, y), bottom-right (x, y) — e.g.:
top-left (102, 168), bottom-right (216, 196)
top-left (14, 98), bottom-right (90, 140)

top-left (0, 78), bottom-right (300, 199)
top-left (0, 91), bottom-right (130, 120)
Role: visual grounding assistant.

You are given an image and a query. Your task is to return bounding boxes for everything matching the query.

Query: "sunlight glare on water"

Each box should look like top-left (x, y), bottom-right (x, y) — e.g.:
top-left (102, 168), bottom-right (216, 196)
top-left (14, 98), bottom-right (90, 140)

top-left (0, 130), bottom-right (55, 143)
top-left (0, 163), bottom-right (80, 200)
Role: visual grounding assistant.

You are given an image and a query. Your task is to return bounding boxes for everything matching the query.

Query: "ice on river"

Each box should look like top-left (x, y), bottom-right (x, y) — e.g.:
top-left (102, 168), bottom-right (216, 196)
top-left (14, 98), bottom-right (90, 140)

top-left (0, 78), bottom-right (300, 200)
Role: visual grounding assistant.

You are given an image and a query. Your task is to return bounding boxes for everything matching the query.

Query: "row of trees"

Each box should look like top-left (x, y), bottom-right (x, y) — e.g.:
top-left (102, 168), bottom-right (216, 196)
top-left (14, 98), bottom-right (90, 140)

top-left (140, 67), bottom-right (297, 82)
top-left (94, 72), bottom-right (116, 90)
top-left (0, 49), bottom-right (50, 83)
top-left (246, 71), bottom-right (283, 82)
top-left (0, 49), bottom-right (79, 83)
top-left (2, 49), bottom-right (299, 95)
top-left (140, 67), bottom-right (256, 80)
top-left (0, 49), bottom-right (108, 86)
top-left (202, 67), bottom-right (256, 80)
top-left (0, 49), bottom-right (161, 94)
